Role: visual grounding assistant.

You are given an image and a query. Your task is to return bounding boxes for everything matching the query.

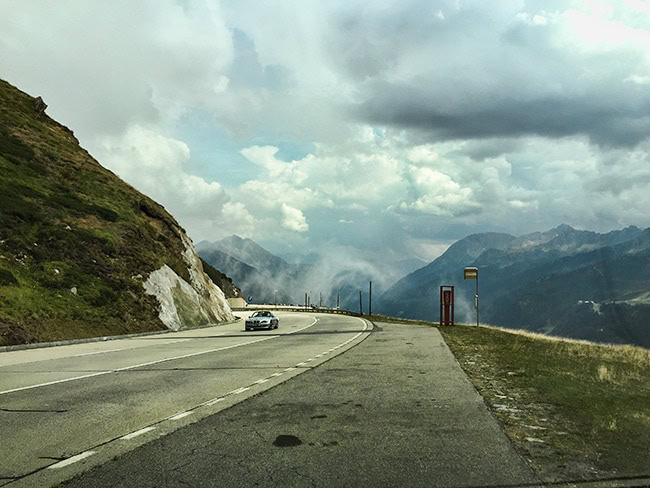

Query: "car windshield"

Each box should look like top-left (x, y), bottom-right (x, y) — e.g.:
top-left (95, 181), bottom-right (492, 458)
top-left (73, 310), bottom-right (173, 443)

top-left (2, 3), bottom-right (650, 486)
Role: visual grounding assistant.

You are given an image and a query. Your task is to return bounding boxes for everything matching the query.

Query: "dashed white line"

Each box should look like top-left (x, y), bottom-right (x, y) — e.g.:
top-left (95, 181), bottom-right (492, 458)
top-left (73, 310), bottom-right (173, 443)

top-left (120, 427), bottom-right (156, 440)
top-left (169, 411), bottom-right (193, 421)
top-left (47, 451), bottom-right (95, 469)
top-left (203, 397), bottom-right (225, 407)
top-left (38, 316), bottom-right (371, 479)
top-left (229, 386), bottom-right (250, 395)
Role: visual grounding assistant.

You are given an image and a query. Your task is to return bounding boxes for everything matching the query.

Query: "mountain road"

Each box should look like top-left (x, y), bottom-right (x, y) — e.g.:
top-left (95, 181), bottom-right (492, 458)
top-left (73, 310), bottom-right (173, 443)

top-left (59, 319), bottom-right (537, 488)
top-left (0, 312), bottom-right (369, 487)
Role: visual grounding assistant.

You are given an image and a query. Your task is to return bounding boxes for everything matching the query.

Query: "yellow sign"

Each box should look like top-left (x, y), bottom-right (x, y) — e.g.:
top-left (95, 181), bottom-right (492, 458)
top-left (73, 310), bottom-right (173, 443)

top-left (464, 267), bottom-right (478, 279)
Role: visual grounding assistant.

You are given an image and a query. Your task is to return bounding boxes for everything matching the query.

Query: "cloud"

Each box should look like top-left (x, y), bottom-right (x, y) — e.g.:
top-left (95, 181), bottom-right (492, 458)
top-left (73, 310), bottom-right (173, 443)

top-left (281, 203), bottom-right (309, 233)
top-left (93, 126), bottom-right (231, 239)
top-left (3, 0), bottom-right (650, 269)
top-left (0, 0), bottom-right (233, 141)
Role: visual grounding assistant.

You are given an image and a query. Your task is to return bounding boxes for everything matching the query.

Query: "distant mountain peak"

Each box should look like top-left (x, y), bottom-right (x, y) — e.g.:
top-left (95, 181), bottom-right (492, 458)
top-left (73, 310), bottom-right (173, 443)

top-left (553, 223), bottom-right (576, 233)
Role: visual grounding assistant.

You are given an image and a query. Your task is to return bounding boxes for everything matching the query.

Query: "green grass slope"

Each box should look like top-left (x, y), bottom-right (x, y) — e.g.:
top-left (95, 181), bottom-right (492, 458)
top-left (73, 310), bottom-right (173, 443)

top-left (0, 79), bottom-right (214, 345)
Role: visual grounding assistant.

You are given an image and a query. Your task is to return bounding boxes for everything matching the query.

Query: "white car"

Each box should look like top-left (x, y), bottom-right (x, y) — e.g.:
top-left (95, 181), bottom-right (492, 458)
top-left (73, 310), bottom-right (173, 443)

top-left (245, 311), bottom-right (279, 331)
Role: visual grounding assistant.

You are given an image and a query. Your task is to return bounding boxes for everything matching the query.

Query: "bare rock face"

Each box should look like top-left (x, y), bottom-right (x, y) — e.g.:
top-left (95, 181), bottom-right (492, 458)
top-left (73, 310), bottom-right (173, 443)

top-left (143, 234), bottom-right (234, 331)
top-left (33, 96), bottom-right (47, 116)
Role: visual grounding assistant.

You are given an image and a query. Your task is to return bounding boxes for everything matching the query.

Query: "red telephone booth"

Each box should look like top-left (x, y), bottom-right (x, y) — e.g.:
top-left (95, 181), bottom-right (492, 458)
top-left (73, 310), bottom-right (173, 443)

top-left (439, 286), bottom-right (454, 326)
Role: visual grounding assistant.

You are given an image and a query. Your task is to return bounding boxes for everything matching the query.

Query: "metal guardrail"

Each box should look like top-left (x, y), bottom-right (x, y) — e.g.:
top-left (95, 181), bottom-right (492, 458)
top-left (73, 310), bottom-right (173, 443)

top-left (231, 306), bottom-right (362, 318)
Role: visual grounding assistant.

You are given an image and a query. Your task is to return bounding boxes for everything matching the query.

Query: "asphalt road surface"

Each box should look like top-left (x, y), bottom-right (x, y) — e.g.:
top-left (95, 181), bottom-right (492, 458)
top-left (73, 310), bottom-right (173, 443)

top-left (60, 321), bottom-right (538, 488)
top-left (0, 312), bottom-right (369, 487)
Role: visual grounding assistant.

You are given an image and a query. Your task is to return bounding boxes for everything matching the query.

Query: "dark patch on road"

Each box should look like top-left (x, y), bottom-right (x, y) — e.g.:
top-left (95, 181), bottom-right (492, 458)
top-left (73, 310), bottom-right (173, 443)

top-left (273, 435), bottom-right (302, 447)
top-left (310, 414), bottom-right (327, 419)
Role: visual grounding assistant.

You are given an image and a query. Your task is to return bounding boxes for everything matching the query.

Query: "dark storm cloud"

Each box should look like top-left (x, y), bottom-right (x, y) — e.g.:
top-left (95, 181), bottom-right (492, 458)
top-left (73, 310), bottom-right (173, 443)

top-left (357, 82), bottom-right (650, 147)
top-left (319, 0), bottom-right (650, 147)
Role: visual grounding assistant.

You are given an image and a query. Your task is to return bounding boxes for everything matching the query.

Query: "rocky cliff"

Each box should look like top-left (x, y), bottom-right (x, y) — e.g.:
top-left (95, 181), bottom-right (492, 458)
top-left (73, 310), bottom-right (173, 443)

top-left (0, 79), bottom-right (233, 345)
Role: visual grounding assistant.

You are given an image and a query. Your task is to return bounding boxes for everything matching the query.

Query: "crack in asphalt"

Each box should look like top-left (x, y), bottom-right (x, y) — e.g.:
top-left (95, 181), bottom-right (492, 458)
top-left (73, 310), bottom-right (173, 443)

top-left (1, 407), bottom-right (68, 413)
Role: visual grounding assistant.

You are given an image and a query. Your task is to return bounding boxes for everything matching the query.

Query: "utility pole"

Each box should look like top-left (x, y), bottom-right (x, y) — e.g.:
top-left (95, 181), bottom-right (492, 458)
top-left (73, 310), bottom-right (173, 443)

top-left (319, 292), bottom-right (322, 308)
top-left (359, 291), bottom-right (363, 315)
top-left (304, 292), bottom-right (308, 308)
top-left (336, 294), bottom-right (340, 309)
top-left (369, 281), bottom-right (372, 316)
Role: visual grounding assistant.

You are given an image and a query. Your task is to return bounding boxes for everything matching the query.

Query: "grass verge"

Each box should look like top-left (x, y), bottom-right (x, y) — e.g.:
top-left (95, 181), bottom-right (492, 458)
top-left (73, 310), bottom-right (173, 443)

top-left (437, 324), bottom-right (650, 483)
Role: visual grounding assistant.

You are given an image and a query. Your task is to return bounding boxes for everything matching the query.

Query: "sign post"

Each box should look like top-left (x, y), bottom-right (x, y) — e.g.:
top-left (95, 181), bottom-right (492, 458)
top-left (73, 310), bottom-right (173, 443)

top-left (464, 267), bottom-right (479, 326)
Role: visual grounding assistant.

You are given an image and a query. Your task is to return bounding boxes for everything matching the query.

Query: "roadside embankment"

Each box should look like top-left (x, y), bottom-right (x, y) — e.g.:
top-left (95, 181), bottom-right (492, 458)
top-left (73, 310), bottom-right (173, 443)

top-left (439, 324), bottom-right (650, 483)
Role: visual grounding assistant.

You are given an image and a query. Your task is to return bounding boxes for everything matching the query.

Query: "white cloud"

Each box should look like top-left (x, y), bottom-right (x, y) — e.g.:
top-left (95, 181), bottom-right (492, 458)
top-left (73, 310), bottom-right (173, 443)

top-left (93, 126), bottom-right (230, 239)
top-left (281, 203), bottom-right (309, 233)
top-left (0, 0), bottom-right (233, 141)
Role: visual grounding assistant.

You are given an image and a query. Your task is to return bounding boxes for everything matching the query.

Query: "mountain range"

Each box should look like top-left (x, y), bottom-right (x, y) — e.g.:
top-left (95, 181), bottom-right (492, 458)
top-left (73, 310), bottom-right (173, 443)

top-left (197, 236), bottom-right (393, 309)
top-left (378, 224), bottom-right (650, 347)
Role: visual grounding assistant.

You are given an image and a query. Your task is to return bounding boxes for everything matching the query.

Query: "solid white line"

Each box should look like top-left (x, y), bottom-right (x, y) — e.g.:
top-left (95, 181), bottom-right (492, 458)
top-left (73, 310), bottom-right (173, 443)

top-left (229, 386), bottom-right (250, 395)
top-left (70, 348), bottom-right (126, 358)
top-left (1, 314), bottom-right (324, 396)
top-left (270, 372), bottom-right (283, 377)
top-left (296, 362), bottom-right (307, 367)
top-left (254, 378), bottom-right (269, 384)
top-left (285, 317), bottom-right (318, 334)
top-left (169, 411), bottom-right (193, 421)
top-left (120, 427), bottom-right (156, 440)
top-left (0, 337), bottom-right (274, 396)
top-left (47, 451), bottom-right (95, 469)
top-left (284, 367), bottom-right (297, 372)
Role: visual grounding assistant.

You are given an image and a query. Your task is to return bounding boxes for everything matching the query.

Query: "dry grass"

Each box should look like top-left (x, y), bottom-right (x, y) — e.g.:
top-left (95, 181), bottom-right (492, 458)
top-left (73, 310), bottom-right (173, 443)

top-left (483, 324), bottom-right (650, 368)
top-left (438, 324), bottom-right (650, 482)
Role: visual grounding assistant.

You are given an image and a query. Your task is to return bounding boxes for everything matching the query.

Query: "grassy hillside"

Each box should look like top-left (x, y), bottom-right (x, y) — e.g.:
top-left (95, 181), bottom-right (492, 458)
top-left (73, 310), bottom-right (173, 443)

top-left (439, 325), bottom-right (650, 482)
top-left (0, 79), bottom-right (220, 345)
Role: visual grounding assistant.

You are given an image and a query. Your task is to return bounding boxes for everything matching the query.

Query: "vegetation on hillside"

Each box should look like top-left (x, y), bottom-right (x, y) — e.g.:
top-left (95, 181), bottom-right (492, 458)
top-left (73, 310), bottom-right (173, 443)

top-left (0, 79), bottom-right (211, 345)
top-left (439, 324), bottom-right (650, 482)
top-left (200, 258), bottom-right (240, 299)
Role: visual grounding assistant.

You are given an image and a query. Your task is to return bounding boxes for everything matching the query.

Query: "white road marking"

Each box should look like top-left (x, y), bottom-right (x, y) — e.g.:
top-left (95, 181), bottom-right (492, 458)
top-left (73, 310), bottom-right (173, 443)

top-left (254, 378), bottom-right (269, 384)
top-left (1, 314), bottom-right (323, 396)
top-left (229, 386), bottom-right (250, 395)
top-left (203, 397), bottom-right (225, 406)
top-left (0, 337), bottom-right (273, 396)
top-left (169, 411), bottom-right (193, 421)
top-left (47, 451), bottom-right (95, 469)
top-left (296, 362), bottom-right (307, 367)
top-left (35, 316), bottom-right (370, 480)
top-left (70, 348), bottom-right (126, 358)
top-left (120, 427), bottom-right (156, 440)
